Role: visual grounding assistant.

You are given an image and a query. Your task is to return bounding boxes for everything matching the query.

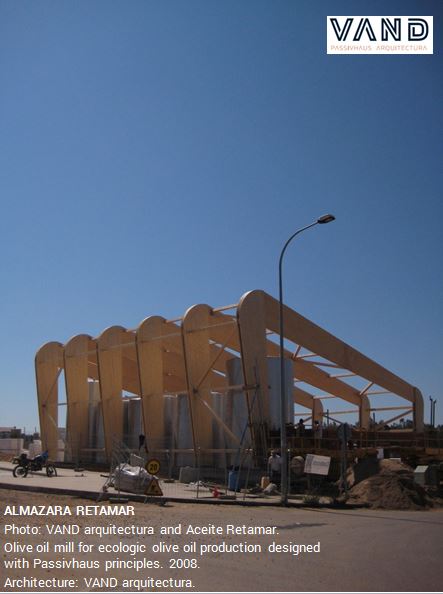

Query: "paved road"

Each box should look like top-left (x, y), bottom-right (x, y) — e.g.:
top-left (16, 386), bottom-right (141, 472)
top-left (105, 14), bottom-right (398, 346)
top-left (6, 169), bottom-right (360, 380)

top-left (190, 505), bottom-right (443, 592)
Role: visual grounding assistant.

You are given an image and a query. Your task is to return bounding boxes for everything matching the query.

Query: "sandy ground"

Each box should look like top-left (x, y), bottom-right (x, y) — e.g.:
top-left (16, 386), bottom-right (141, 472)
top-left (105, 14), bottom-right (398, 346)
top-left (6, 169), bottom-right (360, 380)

top-left (1, 489), bottom-right (442, 592)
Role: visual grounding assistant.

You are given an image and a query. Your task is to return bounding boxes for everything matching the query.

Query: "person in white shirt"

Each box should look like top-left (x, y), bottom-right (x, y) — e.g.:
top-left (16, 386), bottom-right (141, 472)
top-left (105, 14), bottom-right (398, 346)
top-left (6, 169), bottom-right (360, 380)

top-left (267, 450), bottom-right (282, 484)
top-left (313, 420), bottom-right (323, 449)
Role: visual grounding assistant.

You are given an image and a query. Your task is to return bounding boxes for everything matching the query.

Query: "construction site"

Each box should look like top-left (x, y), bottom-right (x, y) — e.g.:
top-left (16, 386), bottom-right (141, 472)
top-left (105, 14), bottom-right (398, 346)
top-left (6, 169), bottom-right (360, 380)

top-left (1, 292), bottom-right (442, 593)
top-left (26, 289), bottom-right (441, 507)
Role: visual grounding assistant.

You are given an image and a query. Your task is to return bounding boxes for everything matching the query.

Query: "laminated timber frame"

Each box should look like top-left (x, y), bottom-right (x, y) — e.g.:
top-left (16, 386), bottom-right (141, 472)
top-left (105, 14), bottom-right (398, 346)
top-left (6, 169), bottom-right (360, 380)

top-left (35, 290), bottom-right (424, 462)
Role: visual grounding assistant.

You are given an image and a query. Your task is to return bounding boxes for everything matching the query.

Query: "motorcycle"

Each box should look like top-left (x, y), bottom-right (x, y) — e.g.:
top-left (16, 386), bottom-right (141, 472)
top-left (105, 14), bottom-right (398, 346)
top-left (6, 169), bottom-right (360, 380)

top-left (13, 451), bottom-right (57, 478)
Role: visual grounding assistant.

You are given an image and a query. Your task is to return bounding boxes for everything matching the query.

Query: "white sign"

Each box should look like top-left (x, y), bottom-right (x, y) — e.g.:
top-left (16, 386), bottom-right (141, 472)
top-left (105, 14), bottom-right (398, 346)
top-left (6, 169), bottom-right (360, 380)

top-left (413, 465), bottom-right (428, 486)
top-left (304, 454), bottom-right (331, 476)
top-left (327, 16), bottom-right (433, 54)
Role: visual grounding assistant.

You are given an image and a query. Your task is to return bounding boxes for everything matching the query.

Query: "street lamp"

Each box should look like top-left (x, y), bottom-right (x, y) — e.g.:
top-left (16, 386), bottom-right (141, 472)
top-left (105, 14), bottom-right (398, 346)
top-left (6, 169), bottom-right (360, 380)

top-left (279, 213), bottom-right (335, 505)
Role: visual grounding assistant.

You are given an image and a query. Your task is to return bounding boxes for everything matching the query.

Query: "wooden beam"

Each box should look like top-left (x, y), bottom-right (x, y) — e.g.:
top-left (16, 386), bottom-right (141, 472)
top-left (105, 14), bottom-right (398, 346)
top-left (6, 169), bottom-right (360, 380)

top-left (413, 388), bottom-right (424, 432)
top-left (260, 290), bottom-right (418, 403)
top-left (360, 381), bottom-right (374, 396)
top-left (314, 409), bottom-right (360, 416)
top-left (262, 317), bottom-right (368, 426)
top-left (35, 342), bottom-right (64, 460)
top-left (136, 316), bottom-right (167, 449)
top-left (374, 410), bottom-right (413, 429)
top-left (294, 359), bottom-right (362, 406)
top-left (208, 311), bottom-right (242, 353)
top-left (370, 406), bottom-right (414, 412)
top-left (97, 326), bottom-right (130, 458)
top-left (121, 355), bottom-right (142, 394)
top-left (64, 334), bottom-right (93, 462)
top-left (237, 290), bottom-right (270, 438)
top-left (182, 304), bottom-right (214, 460)
top-left (251, 289), bottom-right (421, 430)
top-left (366, 390), bottom-right (392, 396)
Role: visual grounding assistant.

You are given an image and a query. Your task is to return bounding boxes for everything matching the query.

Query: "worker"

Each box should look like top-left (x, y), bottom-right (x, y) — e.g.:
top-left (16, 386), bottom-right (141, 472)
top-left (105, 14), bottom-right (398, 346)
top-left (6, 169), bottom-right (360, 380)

top-left (313, 420), bottom-right (323, 449)
top-left (296, 418), bottom-right (306, 448)
top-left (267, 450), bottom-right (282, 485)
top-left (138, 434), bottom-right (149, 460)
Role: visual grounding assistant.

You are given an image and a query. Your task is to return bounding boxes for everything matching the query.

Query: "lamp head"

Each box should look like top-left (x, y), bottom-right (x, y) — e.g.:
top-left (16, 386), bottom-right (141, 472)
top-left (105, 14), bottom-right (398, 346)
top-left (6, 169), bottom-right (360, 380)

top-left (317, 214), bottom-right (335, 224)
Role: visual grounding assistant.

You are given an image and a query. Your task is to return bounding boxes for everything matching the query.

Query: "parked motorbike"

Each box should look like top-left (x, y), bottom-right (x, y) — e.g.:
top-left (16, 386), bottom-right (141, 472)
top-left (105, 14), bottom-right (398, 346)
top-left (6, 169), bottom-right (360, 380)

top-left (13, 451), bottom-right (57, 478)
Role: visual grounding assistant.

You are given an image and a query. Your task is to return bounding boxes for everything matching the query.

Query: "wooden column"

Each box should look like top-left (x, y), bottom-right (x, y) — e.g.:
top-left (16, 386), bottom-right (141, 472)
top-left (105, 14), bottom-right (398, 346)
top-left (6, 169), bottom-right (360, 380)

top-left (136, 316), bottom-right (166, 450)
top-left (312, 398), bottom-right (324, 423)
top-left (64, 334), bottom-right (94, 463)
top-left (35, 342), bottom-right (64, 460)
top-left (97, 326), bottom-right (127, 459)
top-left (413, 388), bottom-right (424, 432)
top-left (182, 304), bottom-right (213, 461)
top-left (293, 386), bottom-right (324, 422)
top-left (237, 291), bottom-right (270, 450)
top-left (360, 394), bottom-right (370, 430)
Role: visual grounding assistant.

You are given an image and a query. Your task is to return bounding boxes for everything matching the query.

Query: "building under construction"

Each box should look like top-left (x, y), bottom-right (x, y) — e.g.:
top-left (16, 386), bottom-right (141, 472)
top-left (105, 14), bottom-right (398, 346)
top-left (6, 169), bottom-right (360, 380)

top-left (35, 290), bottom-right (424, 467)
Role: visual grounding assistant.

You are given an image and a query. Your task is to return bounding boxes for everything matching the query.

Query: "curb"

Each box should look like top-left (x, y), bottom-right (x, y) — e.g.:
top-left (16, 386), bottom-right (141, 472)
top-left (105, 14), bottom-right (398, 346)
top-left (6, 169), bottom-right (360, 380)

top-left (0, 481), bottom-right (367, 509)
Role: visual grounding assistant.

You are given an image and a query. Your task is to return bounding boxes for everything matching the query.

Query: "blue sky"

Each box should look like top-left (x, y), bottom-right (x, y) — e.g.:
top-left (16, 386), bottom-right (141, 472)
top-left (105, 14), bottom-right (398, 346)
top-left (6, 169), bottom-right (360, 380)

top-left (0, 0), bottom-right (442, 431)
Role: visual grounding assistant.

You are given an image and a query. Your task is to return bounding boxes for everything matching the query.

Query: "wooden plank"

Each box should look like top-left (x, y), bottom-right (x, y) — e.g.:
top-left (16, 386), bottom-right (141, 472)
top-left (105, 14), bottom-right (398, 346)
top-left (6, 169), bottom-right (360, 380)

top-left (136, 316), bottom-right (167, 448)
top-left (294, 359), bottom-right (361, 406)
top-left (119, 341), bottom-right (138, 361)
top-left (122, 355), bottom-right (142, 394)
top-left (413, 388), bottom-right (424, 432)
top-left (86, 339), bottom-right (99, 377)
top-left (209, 343), bottom-right (236, 374)
top-left (237, 291), bottom-right (270, 456)
top-left (35, 342), bottom-right (64, 460)
top-left (360, 394), bottom-right (370, 429)
top-left (238, 291), bottom-right (270, 422)
top-left (208, 311), bottom-right (242, 353)
top-left (64, 334), bottom-right (93, 462)
top-left (97, 326), bottom-right (128, 458)
top-left (163, 342), bottom-right (232, 379)
top-left (182, 304), bottom-right (214, 459)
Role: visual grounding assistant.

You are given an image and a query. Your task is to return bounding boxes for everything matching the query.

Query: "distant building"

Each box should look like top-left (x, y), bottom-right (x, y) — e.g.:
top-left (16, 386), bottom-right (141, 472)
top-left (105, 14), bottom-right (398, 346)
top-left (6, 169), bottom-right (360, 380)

top-left (0, 427), bottom-right (21, 438)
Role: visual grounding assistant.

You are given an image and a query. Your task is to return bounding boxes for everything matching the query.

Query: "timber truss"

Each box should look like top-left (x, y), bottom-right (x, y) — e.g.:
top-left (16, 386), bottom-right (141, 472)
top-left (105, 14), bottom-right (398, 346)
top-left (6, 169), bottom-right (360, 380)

top-left (35, 290), bottom-right (424, 462)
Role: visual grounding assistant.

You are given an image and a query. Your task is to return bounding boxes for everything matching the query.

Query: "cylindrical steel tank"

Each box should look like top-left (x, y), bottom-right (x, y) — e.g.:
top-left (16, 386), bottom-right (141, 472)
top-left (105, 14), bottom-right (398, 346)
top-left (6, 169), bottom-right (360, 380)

top-left (126, 398), bottom-right (143, 449)
top-left (267, 357), bottom-right (294, 430)
top-left (225, 357), bottom-right (250, 446)
top-left (176, 393), bottom-right (194, 468)
top-left (88, 381), bottom-right (105, 463)
top-left (211, 391), bottom-right (226, 468)
top-left (225, 356), bottom-right (294, 434)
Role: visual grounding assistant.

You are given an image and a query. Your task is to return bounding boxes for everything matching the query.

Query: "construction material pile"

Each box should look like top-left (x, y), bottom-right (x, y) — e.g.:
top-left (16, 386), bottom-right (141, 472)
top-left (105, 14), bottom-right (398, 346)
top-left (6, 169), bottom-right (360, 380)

top-left (347, 458), bottom-right (431, 510)
top-left (110, 463), bottom-right (155, 494)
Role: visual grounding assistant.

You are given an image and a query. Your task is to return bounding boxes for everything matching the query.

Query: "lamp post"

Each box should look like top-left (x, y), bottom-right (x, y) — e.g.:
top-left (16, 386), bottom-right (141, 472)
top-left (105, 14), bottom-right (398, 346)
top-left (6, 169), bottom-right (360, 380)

top-left (279, 213), bottom-right (335, 505)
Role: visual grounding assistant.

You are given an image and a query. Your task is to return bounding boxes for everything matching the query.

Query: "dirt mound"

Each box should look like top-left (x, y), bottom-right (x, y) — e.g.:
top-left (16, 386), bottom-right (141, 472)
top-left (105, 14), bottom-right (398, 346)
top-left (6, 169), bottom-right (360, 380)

top-left (348, 468), bottom-right (431, 510)
top-left (346, 457), bottom-right (379, 488)
top-left (379, 458), bottom-right (412, 474)
top-left (346, 457), bottom-right (414, 488)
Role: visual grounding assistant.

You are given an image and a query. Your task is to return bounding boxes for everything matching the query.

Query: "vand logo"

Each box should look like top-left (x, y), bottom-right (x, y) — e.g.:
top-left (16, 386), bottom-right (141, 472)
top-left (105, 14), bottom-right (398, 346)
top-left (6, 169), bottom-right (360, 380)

top-left (327, 16), bottom-right (433, 54)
